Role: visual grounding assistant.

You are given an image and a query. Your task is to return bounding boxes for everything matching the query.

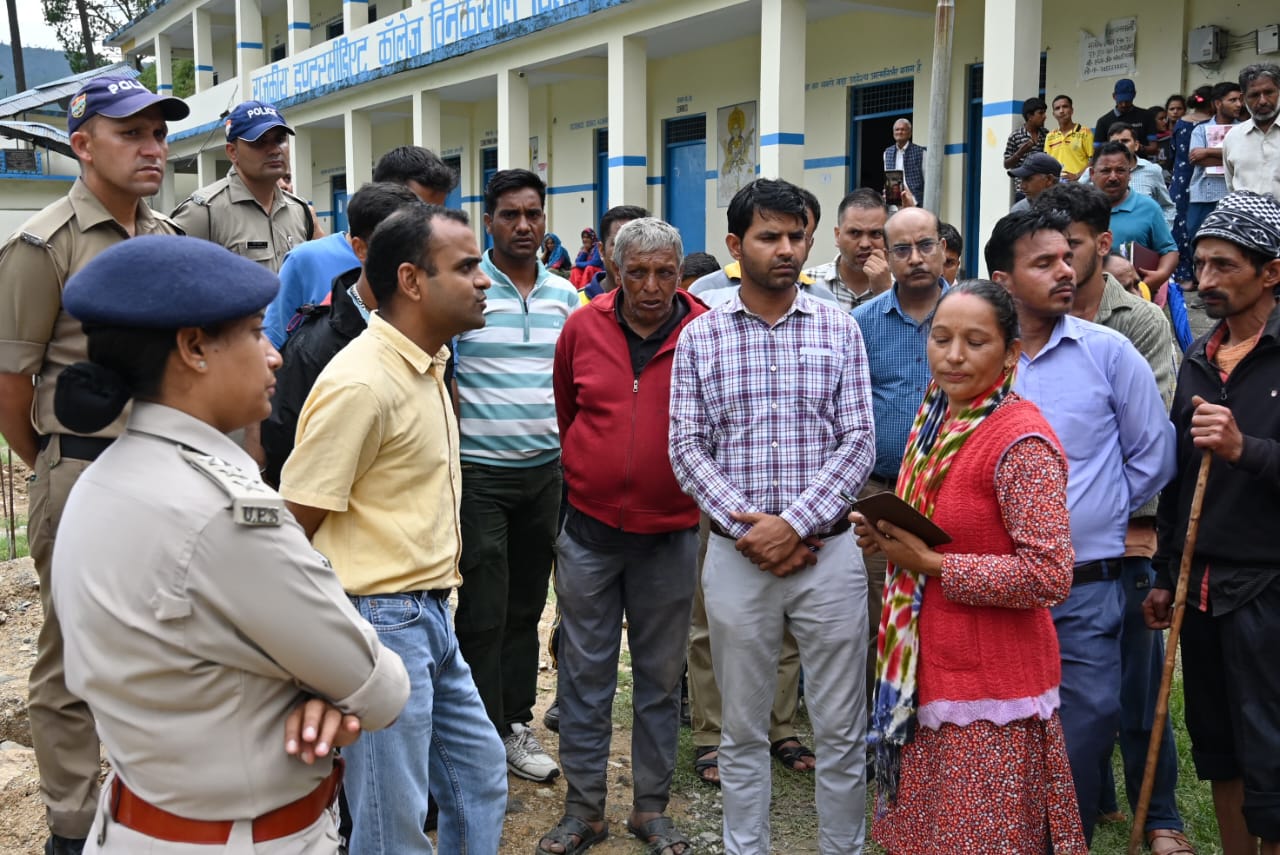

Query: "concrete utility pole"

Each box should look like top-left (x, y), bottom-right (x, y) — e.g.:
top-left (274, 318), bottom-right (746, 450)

top-left (924, 0), bottom-right (954, 217)
top-left (6, 0), bottom-right (26, 91)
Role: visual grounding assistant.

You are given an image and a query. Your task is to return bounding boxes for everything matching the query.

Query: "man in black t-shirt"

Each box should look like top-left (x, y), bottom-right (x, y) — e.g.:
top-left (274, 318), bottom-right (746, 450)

top-left (1093, 78), bottom-right (1159, 157)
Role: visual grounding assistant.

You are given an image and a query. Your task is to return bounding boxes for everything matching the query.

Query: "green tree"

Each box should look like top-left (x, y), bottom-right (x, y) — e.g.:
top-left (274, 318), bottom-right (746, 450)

top-left (137, 58), bottom-right (195, 98)
top-left (42, 0), bottom-right (148, 72)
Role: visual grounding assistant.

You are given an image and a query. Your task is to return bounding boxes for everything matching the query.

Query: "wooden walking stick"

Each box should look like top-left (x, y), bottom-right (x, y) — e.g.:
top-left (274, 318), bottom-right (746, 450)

top-left (1128, 449), bottom-right (1213, 855)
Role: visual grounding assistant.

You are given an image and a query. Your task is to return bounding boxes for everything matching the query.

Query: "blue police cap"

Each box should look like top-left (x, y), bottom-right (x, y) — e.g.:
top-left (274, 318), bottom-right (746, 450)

top-left (67, 76), bottom-right (189, 135)
top-left (224, 100), bottom-right (294, 142)
top-left (64, 236), bottom-right (280, 329)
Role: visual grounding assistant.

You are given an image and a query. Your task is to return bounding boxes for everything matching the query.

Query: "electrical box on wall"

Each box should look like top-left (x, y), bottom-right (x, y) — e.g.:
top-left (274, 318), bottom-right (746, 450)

top-left (1260, 24), bottom-right (1280, 55)
top-left (1188, 25), bottom-right (1225, 63)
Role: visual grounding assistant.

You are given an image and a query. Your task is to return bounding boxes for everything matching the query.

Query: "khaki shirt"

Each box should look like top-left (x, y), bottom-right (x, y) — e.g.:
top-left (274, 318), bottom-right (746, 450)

top-left (172, 168), bottom-right (311, 272)
top-left (51, 402), bottom-right (409, 819)
top-left (280, 314), bottom-right (463, 595)
top-left (0, 179), bottom-right (181, 437)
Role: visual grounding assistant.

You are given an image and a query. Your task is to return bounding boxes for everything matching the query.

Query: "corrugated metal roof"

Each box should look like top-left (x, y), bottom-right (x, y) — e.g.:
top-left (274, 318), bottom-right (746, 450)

top-left (0, 121), bottom-right (73, 157)
top-left (0, 62), bottom-right (140, 119)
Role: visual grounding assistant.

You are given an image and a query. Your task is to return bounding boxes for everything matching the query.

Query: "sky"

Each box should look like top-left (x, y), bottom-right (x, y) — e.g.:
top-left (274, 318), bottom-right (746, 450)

top-left (2, 12), bottom-right (66, 52)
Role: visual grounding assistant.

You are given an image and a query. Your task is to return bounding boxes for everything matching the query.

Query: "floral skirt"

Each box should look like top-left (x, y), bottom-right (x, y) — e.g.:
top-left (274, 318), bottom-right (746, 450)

top-left (872, 712), bottom-right (1087, 854)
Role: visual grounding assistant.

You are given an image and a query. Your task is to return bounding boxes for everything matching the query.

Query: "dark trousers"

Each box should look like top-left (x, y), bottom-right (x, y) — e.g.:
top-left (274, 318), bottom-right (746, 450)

top-left (454, 459), bottom-right (562, 733)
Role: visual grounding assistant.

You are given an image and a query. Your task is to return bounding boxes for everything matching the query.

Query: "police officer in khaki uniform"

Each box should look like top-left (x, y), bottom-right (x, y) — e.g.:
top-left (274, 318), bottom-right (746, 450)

top-left (50, 235), bottom-right (410, 854)
top-left (172, 100), bottom-right (313, 272)
top-left (0, 75), bottom-right (189, 855)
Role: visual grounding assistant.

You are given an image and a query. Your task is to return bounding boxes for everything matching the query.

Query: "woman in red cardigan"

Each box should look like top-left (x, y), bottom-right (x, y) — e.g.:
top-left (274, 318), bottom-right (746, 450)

top-left (852, 280), bottom-right (1087, 854)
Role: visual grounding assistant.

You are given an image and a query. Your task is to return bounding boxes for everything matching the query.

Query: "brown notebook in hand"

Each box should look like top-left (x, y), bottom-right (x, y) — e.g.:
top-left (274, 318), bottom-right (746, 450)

top-left (847, 491), bottom-right (952, 548)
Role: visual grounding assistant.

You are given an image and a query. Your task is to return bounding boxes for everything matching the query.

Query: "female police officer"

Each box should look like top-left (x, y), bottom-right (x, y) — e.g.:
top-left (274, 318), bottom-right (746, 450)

top-left (48, 234), bottom-right (410, 853)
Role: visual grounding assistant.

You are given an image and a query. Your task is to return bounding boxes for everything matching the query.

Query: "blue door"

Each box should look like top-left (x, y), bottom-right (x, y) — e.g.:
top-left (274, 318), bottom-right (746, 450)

top-left (331, 174), bottom-right (348, 233)
top-left (665, 142), bottom-right (706, 254)
top-left (963, 64), bottom-right (983, 278)
top-left (444, 155), bottom-right (462, 210)
top-left (481, 146), bottom-right (498, 251)
top-left (595, 128), bottom-right (609, 231)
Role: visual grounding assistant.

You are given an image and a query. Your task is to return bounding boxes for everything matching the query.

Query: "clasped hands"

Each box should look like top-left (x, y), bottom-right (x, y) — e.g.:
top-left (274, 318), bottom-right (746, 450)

top-left (729, 512), bottom-right (823, 577)
top-left (283, 697), bottom-right (364, 765)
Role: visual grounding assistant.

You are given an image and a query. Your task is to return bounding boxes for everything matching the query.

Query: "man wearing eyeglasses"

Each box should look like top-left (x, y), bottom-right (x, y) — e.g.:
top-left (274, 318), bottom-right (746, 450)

top-left (1091, 141), bottom-right (1180, 296)
top-left (849, 206), bottom-right (949, 703)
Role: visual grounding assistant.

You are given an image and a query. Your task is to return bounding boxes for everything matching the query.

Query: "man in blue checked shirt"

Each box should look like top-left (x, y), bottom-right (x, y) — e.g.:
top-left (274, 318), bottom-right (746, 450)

top-left (850, 206), bottom-right (949, 706)
top-left (986, 209), bottom-right (1176, 847)
top-left (452, 168), bottom-right (579, 786)
top-left (670, 178), bottom-right (876, 855)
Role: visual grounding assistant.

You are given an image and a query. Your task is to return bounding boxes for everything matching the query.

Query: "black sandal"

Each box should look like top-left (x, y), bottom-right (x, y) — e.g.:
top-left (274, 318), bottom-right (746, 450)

top-left (626, 815), bottom-right (693, 855)
top-left (769, 736), bottom-right (816, 772)
top-left (534, 815), bottom-right (608, 854)
top-left (692, 745), bottom-right (720, 788)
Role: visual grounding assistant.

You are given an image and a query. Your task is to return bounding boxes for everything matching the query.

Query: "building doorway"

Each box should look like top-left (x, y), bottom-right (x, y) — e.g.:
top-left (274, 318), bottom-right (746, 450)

top-left (664, 115), bottom-right (706, 254)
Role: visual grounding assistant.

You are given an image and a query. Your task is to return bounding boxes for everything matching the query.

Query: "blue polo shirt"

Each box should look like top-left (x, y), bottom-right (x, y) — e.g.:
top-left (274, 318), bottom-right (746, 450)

top-left (850, 280), bottom-right (947, 480)
top-left (1110, 191), bottom-right (1177, 254)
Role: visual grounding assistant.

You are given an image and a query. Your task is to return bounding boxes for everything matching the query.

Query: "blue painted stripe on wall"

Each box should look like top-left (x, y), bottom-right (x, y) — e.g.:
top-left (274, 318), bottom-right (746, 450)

top-left (547, 183), bottom-right (596, 195)
top-left (944, 143), bottom-right (966, 155)
top-left (705, 170), bottom-right (717, 180)
top-left (982, 100), bottom-right (1022, 118)
top-left (760, 132), bottom-right (805, 147)
top-left (607, 155), bottom-right (646, 168)
top-left (344, 0), bottom-right (369, 4)
top-left (804, 155), bottom-right (849, 169)
top-left (0, 173), bottom-right (75, 182)
top-left (156, 83), bottom-right (174, 91)
top-left (288, 21), bottom-right (312, 29)
top-left (461, 194), bottom-right (483, 204)
top-left (196, 64), bottom-right (214, 72)
top-left (237, 41), bottom-right (264, 49)
top-left (646, 176), bottom-right (665, 186)
top-left (316, 210), bottom-right (334, 217)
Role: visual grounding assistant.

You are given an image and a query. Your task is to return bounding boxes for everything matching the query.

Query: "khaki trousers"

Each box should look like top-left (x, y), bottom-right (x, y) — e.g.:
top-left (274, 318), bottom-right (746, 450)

top-left (28, 436), bottom-right (101, 838)
top-left (687, 515), bottom-right (802, 749)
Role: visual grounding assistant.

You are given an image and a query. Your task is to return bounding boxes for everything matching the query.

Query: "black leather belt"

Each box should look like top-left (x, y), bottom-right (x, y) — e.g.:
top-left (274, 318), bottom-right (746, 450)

top-left (1072, 558), bottom-right (1123, 586)
top-left (426, 588), bottom-right (451, 601)
top-left (709, 517), bottom-right (852, 540)
top-left (36, 433), bottom-right (114, 461)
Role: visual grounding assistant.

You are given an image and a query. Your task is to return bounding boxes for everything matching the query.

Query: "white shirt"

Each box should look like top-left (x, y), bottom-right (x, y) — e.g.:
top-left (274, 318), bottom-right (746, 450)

top-left (1223, 120), bottom-right (1280, 201)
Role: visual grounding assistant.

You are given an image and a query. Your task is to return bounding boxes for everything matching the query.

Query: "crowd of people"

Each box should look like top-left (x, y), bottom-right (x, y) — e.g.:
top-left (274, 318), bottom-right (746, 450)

top-left (0, 59), bottom-right (1277, 855)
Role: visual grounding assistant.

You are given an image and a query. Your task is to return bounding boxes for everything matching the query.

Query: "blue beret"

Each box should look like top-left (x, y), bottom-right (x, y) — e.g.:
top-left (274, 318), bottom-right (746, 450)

top-left (64, 235), bottom-right (280, 329)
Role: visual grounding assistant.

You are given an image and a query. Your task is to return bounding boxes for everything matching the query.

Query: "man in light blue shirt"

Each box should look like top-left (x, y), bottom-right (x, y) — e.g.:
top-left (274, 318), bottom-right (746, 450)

top-left (850, 206), bottom-right (947, 702)
top-left (1187, 81), bottom-right (1243, 240)
top-left (987, 208), bottom-right (1176, 846)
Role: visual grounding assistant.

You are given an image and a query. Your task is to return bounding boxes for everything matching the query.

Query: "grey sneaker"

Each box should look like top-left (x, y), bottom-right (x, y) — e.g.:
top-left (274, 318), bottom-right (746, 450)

top-left (503, 722), bottom-right (560, 782)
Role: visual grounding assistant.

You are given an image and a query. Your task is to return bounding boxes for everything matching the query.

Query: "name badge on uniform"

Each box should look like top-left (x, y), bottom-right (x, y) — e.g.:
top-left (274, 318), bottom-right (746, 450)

top-left (246, 240), bottom-right (269, 250)
top-left (180, 449), bottom-right (284, 526)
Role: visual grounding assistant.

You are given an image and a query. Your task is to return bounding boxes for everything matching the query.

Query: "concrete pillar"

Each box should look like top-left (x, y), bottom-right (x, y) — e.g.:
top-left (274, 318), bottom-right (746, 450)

top-left (978, 0), bottom-right (1041, 273)
top-left (497, 70), bottom-right (529, 171)
top-left (344, 109), bottom-right (373, 190)
top-left (292, 126), bottom-right (315, 208)
top-left (757, 0), bottom-right (805, 181)
top-left (236, 0), bottom-right (264, 101)
top-left (344, 0), bottom-right (368, 39)
top-left (287, 0), bottom-right (311, 55)
top-left (413, 90), bottom-right (442, 154)
top-left (154, 33), bottom-right (173, 94)
top-left (194, 8), bottom-right (215, 93)
top-left (197, 149), bottom-right (220, 187)
top-left (606, 35), bottom-right (647, 207)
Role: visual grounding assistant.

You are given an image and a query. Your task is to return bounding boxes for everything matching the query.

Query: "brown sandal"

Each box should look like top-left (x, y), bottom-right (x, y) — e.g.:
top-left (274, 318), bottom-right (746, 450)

top-left (1146, 828), bottom-right (1196, 855)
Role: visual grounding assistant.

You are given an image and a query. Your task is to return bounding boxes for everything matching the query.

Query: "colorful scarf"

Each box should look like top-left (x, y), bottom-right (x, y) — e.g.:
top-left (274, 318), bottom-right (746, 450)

top-left (870, 367), bottom-right (1017, 811)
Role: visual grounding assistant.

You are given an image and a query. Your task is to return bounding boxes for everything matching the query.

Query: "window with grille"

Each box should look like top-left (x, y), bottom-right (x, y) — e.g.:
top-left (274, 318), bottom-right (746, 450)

top-left (854, 80), bottom-right (914, 117)
top-left (665, 116), bottom-right (705, 145)
top-left (270, 43), bottom-right (286, 62)
top-left (596, 128), bottom-right (608, 153)
top-left (481, 148), bottom-right (498, 170)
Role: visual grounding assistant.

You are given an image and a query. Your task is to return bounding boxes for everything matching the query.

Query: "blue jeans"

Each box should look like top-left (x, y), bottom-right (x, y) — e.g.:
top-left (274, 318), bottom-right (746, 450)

top-left (1053, 573), bottom-right (1124, 846)
top-left (345, 592), bottom-right (507, 855)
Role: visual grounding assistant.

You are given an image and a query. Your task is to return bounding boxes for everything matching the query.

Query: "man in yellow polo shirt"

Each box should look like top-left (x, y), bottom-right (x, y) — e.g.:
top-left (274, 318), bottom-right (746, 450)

top-left (1046, 94), bottom-right (1094, 180)
top-left (280, 204), bottom-right (505, 854)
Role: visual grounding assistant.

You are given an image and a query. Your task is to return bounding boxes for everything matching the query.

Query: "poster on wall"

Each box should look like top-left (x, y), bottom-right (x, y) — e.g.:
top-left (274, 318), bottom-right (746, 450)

top-left (717, 101), bottom-right (757, 207)
top-left (1080, 17), bottom-right (1137, 81)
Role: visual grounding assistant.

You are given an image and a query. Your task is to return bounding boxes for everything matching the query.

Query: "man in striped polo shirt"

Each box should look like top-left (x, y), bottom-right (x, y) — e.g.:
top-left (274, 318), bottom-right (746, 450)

top-left (454, 168), bottom-right (580, 783)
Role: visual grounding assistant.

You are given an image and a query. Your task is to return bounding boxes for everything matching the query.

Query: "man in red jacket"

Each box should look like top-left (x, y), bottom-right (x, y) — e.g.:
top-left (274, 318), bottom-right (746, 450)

top-left (536, 218), bottom-right (706, 855)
